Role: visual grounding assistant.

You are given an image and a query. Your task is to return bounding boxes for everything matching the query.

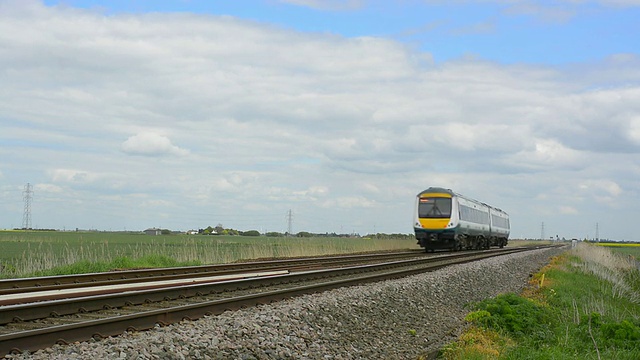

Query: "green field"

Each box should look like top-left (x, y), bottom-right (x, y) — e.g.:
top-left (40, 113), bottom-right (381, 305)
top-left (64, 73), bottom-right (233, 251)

top-left (0, 232), bottom-right (555, 279)
top-left (0, 230), bottom-right (418, 278)
top-left (595, 243), bottom-right (640, 260)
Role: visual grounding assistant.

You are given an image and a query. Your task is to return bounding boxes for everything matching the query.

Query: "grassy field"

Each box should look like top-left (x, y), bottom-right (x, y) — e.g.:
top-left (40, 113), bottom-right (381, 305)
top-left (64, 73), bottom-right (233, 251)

top-left (439, 242), bottom-right (640, 359)
top-left (595, 242), bottom-right (640, 260)
top-left (0, 230), bottom-right (418, 278)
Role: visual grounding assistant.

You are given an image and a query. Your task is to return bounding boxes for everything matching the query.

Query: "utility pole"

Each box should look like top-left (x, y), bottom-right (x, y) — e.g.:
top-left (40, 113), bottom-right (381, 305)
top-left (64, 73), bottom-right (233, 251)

top-left (22, 183), bottom-right (33, 230)
top-left (286, 209), bottom-right (293, 236)
top-left (540, 222), bottom-right (545, 241)
top-left (595, 222), bottom-right (599, 241)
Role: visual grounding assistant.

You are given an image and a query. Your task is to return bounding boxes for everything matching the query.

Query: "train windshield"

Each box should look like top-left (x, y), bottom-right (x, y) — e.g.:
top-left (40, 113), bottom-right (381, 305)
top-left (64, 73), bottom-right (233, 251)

top-left (418, 197), bottom-right (452, 218)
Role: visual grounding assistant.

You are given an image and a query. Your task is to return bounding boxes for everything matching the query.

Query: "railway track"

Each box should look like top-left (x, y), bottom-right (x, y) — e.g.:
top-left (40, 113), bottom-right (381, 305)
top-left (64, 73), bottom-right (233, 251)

top-left (0, 250), bottom-right (425, 295)
top-left (0, 246), bottom-right (549, 355)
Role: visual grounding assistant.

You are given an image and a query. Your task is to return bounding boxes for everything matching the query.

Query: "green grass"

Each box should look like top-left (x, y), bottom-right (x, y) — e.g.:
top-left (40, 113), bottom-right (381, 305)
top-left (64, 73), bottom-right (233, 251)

top-left (27, 255), bottom-right (202, 277)
top-left (603, 246), bottom-right (640, 261)
top-left (439, 243), bottom-right (640, 360)
top-left (0, 231), bottom-right (418, 278)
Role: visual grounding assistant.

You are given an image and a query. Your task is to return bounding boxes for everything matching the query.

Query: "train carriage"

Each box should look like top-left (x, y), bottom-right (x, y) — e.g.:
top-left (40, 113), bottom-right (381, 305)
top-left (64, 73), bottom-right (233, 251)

top-left (413, 187), bottom-right (510, 252)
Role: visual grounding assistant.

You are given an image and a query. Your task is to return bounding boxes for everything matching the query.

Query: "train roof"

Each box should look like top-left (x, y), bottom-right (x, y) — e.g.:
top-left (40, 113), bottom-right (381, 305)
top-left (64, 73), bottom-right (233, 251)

top-left (417, 187), bottom-right (454, 196)
top-left (417, 187), bottom-right (509, 216)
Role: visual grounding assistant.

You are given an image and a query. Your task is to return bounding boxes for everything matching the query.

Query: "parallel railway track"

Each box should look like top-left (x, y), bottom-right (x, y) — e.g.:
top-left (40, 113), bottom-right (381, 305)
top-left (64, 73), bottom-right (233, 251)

top-left (0, 246), bottom-right (553, 355)
top-left (0, 250), bottom-right (425, 296)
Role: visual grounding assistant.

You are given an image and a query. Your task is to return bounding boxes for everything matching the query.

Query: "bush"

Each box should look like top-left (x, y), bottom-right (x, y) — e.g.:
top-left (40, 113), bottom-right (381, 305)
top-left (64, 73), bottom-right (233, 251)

top-left (600, 319), bottom-right (640, 349)
top-left (468, 293), bottom-right (554, 343)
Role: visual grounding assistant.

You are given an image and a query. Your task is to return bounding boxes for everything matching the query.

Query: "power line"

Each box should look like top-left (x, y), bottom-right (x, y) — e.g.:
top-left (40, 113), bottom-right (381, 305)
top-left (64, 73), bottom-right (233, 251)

top-left (22, 183), bottom-right (33, 230)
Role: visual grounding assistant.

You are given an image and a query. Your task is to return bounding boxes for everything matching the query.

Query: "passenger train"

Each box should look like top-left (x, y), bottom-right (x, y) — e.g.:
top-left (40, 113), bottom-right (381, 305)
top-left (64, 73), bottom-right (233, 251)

top-left (413, 187), bottom-right (510, 252)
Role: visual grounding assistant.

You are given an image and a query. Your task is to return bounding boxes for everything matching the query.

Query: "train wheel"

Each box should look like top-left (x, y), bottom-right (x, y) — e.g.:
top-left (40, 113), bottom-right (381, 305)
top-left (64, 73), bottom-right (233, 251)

top-left (478, 237), bottom-right (487, 250)
top-left (452, 237), bottom-right (461, 252)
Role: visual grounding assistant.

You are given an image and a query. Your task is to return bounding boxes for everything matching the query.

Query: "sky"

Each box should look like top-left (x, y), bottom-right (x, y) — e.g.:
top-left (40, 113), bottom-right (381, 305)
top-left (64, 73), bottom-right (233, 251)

top-left (1, 0), bottom-right (639, 240)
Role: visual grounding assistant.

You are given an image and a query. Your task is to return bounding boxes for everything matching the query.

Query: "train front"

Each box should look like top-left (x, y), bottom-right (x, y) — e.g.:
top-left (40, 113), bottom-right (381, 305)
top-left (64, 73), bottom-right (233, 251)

top-left (413, 188), bottom-right (458, 251)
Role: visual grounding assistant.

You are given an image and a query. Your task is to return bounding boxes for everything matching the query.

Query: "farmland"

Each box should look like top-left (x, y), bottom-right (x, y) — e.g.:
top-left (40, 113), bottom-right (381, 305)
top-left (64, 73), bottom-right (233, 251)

top-left (0, 230), bottom-right (418, 278)
top-left (0, 231), bottom-right (559, 279)
top-left (595, 242), bottom-right (640, 260)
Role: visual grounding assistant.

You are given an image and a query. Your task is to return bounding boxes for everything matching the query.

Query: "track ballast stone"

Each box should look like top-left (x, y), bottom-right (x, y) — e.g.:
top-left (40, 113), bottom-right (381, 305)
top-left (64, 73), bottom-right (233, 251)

top-left (6, 247), bottom-right (565, 360)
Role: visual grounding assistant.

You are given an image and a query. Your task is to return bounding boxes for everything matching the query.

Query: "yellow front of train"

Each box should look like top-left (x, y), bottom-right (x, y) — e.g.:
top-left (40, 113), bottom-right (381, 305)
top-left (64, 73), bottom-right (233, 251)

top-left (413, 187), bottom-right (459, 251)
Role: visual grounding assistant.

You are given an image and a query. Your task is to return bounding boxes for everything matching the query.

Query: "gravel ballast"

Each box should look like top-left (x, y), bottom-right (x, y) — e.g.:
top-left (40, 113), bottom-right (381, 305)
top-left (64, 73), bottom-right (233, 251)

top-left (6, 247), bottom-right (566, 360)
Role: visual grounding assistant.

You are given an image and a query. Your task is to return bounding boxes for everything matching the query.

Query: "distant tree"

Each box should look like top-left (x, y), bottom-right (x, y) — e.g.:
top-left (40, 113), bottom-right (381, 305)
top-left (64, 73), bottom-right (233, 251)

top-left (266, 232), bottom-right (283, 237)
top-left (365, 233), bottom-right (413, 240)
top-left (160, 229), bottom-right (171, 235)
top-left (243, 230), bottom-right (261, 236)
top-left (214, 224), bottom-right (224, 234)
top-left (296, 231), bottom-right (313, 238)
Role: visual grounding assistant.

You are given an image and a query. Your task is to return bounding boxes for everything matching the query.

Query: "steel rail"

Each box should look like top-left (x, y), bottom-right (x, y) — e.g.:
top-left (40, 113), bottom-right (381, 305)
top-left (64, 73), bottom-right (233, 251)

top-left (0, 250), bottom-right (502, 324)
top-left (0, 247), bottom-right (547, 355)
top-left (0, 250), bottom-right (425, 294)
top-left (0, 247), bottom-right (538, 325)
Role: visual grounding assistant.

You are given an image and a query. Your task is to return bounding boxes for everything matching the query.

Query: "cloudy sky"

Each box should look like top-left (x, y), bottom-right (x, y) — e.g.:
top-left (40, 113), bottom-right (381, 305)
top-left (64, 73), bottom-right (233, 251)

top-left (1, 0), bottom-right (639, 240)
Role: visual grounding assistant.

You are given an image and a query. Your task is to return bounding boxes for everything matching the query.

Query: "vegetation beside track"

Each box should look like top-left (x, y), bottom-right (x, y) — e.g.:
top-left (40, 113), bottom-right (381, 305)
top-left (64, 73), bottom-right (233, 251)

top-left (0, 231), bottom-right (418, 278)
top-left (595, 242), bottom-right (640, 260)
top-left (436, 243), bottom-right (640, 359)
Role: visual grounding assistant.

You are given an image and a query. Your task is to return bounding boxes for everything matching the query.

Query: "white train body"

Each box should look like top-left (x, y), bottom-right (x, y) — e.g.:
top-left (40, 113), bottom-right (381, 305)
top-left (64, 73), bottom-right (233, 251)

top-left (413, 187), bottom-right (510, 252)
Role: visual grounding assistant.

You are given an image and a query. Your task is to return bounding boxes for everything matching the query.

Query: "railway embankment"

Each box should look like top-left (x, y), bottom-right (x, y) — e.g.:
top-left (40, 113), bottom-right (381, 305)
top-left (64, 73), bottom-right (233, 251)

top-left (5, 246), bottom-right (564, 360)
top-left (438, 243), bottom-right (640, 359)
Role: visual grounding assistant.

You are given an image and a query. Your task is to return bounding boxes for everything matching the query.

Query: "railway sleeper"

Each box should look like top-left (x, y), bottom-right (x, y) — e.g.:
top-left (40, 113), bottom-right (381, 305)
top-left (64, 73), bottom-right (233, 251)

top-left (3, 322), bottom-right (47, 331)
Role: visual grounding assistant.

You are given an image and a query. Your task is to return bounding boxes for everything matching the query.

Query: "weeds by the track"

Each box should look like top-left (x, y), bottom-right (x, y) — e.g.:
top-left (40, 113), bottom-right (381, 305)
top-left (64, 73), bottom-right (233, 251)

top-left (0, 231), bottom-right (418, 278)
top-left (437, 243), bottom-right (640, 359)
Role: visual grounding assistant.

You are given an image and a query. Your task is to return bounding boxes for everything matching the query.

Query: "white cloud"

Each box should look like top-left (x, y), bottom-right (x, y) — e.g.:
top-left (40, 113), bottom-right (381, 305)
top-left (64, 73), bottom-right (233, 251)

top-left (264, 185), bottom-right (330, 202)
top-left (503, 139), bottom-right (586, 171)
top-left (278, 0), bottom-right (364, 11)
top-left (307, 186), bottom-right (329, 196)
top-left (140, 199), bottom-right (174, 208)
top-left (0, 1), bottom-right (638, 239)
top-left (321, 196), bottom-right (376, 209)
top-left (121, 133), bottom-right (189, 157)
top-left (49, 169), bottom-right (97, 183)
top-left (34, 183), bottom-right (63, 193)
top-left (629, 116), bottom-right (640, 144)
top-left (579, 180), bottom-right (623, 198)
top-left (46, 169), bottom-right (130, 192)
top-left (559, 206), bottom-right (578, 215)
top-left (362, 183), bottom-right (380, 194)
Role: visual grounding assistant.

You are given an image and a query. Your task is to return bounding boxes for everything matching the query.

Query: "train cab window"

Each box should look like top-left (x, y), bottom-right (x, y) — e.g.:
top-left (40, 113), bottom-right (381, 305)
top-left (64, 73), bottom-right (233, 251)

top-left (418, 197), bottom-right (452, 218)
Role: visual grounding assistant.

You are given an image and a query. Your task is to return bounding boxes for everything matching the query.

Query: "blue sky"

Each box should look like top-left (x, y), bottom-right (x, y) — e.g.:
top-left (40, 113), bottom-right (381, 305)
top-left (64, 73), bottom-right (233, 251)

top-left (1, 0), bottom-right (640, 240)
top-left (43, 0), bottom-right (639, 64)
